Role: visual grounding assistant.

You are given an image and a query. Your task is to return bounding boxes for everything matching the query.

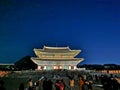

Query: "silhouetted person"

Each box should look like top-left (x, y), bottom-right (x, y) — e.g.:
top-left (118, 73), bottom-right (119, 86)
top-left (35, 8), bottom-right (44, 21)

top-left (112, 78), bottom-right (119, 90)
top-left (35, 80), bottom-right (41, 90)
top-left (87, 81), bottom-right (93, 90)
top-left (95, 75), bottom-right (99, 82)
top-left (0, 80), bottom-right (6, 90)
top-left (82, 80), bottom-right (89, 90)
top-left (61, 79), bottom-right (66, 90)
top-left (43, 77), bottom-right (48, 90)
top-left (47, 79), bottom-right (53, 90)
top-left (19, 83), bottom-right (24, 90)
top-left (102, 75), bottom-right (113, 90)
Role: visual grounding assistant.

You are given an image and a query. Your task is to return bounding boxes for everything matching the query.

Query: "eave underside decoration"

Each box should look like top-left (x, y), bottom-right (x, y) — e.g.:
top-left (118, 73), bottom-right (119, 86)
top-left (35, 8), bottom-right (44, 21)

top-left (31, 58), bottom-right (84, 65)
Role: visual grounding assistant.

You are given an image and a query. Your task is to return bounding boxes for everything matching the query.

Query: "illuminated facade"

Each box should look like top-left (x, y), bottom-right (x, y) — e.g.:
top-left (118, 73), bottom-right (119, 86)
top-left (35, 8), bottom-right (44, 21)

top-left (31, 46), bottom-right (84, 70)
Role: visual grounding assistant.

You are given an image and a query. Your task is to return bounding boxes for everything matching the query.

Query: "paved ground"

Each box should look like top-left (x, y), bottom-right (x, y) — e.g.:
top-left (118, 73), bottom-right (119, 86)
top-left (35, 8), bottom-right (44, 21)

top-left (93, 87), bottom-right (103, 90)
top-left (92, 85), bottom-right (103, 90)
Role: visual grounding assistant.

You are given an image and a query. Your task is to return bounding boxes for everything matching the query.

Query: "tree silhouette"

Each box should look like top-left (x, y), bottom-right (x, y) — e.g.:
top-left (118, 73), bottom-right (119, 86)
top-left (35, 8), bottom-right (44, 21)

top-left (15, 56), bottom-right (37, 70)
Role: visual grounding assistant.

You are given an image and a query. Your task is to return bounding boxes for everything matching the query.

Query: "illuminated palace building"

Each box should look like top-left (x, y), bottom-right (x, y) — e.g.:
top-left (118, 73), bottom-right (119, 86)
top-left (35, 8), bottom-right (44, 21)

top-left (31, 46), bottom-right (84, 70)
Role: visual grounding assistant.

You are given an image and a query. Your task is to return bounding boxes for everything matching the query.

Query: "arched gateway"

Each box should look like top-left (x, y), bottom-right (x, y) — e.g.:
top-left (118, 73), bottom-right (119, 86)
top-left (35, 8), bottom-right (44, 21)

top-left (31, 46), bottom-right (84, 70)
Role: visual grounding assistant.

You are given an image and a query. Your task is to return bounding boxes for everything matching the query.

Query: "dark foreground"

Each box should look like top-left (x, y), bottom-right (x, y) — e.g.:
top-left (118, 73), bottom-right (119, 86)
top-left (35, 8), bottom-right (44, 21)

top-left (0, 70), bottom-right (119, 90)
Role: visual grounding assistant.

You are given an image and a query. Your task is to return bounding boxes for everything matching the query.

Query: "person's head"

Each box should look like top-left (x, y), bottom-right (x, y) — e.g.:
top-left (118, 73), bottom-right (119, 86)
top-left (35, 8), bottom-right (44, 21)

top-left (79, 76), bottom-right (82, 80)
top-left (59, 80), bottom-right (62, 84)
top-left (29, 78), bottom-right (32, 82)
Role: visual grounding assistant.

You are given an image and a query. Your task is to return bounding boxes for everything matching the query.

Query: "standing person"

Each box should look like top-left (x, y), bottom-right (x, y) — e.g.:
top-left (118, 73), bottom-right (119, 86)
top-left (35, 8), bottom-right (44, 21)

top-left (87, 81), bottom-right (93, 90)
top-left (35, 80), bottom-right (41, 90)
top-left (19, 83), bottom-right (24, 90)
top-left (56, 80), bottom-right (64, 90)
top-left (55, 79), bottom-right (60, 90)
top-left (28, 78), bottom-right (33, 90)
top-left (61, 79), bottom-right (66, 90)
top-left (47, 79), bottom-right (53, 90)
top-left (0, 80), bottom-right (6, 90)
top-left (82, 80), bottom-right (89, 90)
top-left (79, 76), bottom-right (84, 90)
top-left (112, 78), bottom-right (119, 90)
top-left (42, 77), bottom-right (48, 90)
top-left (69, 78), bottom-right (75, 90)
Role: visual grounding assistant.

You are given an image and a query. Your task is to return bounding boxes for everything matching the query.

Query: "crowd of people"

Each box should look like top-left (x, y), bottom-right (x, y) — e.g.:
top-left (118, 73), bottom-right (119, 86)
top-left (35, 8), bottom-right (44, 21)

top-left (18, 72), bottom-right (120, 90)
top-left (0, 70), bottom-right (120, 90)
top-left (18, 74), bottom-right (94, 90)
top-left (100, 74), bottom-right (120, 90)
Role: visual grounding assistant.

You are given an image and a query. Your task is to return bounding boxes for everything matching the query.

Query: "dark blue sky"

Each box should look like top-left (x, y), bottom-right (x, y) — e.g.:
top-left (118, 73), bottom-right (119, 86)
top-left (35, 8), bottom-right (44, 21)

top-left (0, 0), bottom-right (120, 64)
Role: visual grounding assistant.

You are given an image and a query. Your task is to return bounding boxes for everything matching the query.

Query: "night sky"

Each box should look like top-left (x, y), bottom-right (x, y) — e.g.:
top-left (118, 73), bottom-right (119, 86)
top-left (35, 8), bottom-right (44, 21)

top-left (0, 0), bottom-right (120, 64)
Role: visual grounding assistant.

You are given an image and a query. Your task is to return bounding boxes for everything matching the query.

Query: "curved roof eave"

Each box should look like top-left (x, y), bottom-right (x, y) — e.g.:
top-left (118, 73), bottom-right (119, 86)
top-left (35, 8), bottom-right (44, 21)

top-left (43, 45), bottom-right (70, 50)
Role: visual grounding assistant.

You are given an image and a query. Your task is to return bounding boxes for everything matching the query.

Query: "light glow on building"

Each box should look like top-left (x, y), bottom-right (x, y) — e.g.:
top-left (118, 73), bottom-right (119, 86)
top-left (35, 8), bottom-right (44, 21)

top-left (31, 46), bottom-right (84, 70)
